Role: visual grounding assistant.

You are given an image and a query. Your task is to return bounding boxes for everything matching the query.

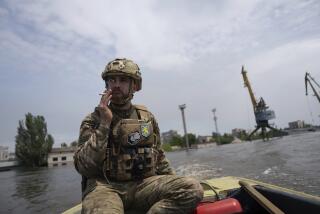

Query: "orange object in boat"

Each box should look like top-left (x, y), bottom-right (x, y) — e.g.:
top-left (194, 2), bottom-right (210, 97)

top-left (194, 198), bottom-right (243, 214)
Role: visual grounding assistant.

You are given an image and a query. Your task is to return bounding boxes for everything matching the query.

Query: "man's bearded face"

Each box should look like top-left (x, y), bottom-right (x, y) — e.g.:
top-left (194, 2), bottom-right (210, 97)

top-left (106, 76), bottom-right (132, 104)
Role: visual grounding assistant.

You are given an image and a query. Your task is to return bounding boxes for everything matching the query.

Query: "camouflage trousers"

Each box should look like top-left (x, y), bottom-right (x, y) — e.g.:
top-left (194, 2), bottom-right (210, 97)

top-left (82, 175), bottom-right (203, 214)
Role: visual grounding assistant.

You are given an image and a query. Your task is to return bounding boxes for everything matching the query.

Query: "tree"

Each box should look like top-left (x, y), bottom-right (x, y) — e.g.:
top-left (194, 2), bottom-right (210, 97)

top-left (218, 133), bottom-right (234, 145)
top-left (238, 130), bottom-right (249, 141)
top-left (183, 133), bottom-right (196, 147)
top-left (61, 142), bottom-right (68, 148)
top-left (15, 113), bottom-right (54, 167)
top-left (161, 143), bottom-right (172, 152)
top-left (169, 135), bottom-right (183, 147)
top-left (70, 140), bottom-right (78, 147)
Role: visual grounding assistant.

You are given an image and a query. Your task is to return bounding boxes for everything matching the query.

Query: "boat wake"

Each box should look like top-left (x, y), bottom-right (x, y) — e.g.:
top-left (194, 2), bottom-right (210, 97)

top-left (175, 163), bottom-right (223, 180)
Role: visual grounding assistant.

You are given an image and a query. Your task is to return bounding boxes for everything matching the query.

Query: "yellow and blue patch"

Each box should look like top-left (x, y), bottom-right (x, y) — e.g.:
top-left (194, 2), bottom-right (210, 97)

top-left (141, 124), bottom-right (150, 138)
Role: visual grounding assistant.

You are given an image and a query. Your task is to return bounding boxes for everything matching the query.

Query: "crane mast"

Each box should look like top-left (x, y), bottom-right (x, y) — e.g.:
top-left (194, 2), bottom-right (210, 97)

top-left (241, 66), bottom-right (257, 111)
top-left (305, 72), bottom-right (320, 104)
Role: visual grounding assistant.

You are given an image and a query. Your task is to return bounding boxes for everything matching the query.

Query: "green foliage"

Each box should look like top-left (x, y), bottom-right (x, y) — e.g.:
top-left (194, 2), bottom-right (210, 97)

top-left (15, 113), bottom-right (54, 167)
top-left (304, 123), bottom-right (312, 128)
top-left (268, 129), bottom-right (288, 138)
top-left (217, 134), bottom-right (234, 145)
top-left (168, 133), bottom-right (197, 148)
top-left (248, 128), bottom-right (288, 141)
top-left (183, 133), bottom-right (197, 147)
top-left (250, 132), bottom-right (262, 140)
top-left (161, 143), bottom-right (172, 152)
top-left (61, 142), bottom-right (68, 148)
top-left (238, 130), bottom-right (249, 141)
top-left (169, 135), bottom-right (183, 147)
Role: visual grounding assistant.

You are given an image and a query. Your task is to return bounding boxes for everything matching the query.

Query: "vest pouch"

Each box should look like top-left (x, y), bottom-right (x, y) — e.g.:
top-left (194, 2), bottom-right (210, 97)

top-left (142, 148), bottom-right (156, 178)
top-left (117, 119), bottom-right (154, 147)
top-left (116, 154), bottom-right (132, 181)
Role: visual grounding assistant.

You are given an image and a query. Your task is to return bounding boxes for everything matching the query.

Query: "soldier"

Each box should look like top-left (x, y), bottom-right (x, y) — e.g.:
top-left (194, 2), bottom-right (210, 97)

top-left (74, 58), bottom-right (203, 214)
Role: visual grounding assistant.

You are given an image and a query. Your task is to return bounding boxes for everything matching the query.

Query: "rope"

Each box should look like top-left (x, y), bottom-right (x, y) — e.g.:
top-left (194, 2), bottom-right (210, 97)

top-left (200, 181), bottom-right (220, 201)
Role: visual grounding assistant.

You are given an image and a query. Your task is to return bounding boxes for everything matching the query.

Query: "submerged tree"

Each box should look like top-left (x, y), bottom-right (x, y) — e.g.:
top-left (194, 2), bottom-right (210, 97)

top-left (169, 135), bottom-right (183, 147)
top-left (183, 133), bottom-right (197, 147)
top-left (15, 113), bottom-right (54, 167)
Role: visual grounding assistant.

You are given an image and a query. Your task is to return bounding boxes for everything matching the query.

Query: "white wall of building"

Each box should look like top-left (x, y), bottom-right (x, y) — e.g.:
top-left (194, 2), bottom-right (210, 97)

top-left (47, 152), bottom-right (74, 166)
top-left (0, 146), bottom-right (9, 161)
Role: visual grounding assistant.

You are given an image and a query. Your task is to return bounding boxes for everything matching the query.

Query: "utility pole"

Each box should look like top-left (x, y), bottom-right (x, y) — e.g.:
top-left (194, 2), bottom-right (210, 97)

top-left (212, 108), bottom-right (219, 134)
top-left (212, 108), bottom-right (220, 144)
top-left (179, 104), bottom-right (189, 150)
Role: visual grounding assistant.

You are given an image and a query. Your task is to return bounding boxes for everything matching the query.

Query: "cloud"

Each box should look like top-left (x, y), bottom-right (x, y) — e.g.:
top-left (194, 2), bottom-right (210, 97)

top-left (1, 0), bottom-right (320, 150)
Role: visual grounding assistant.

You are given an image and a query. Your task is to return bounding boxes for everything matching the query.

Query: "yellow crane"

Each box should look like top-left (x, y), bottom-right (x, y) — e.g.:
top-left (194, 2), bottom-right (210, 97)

top-left (241, 66), bottom-right (257, 112)
top-left (241, 66), bottom-right (282, 140)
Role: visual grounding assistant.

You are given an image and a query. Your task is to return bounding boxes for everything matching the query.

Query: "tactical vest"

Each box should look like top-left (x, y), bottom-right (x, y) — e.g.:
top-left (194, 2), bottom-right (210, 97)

top-left (103, 105), bottom-right (157, 181)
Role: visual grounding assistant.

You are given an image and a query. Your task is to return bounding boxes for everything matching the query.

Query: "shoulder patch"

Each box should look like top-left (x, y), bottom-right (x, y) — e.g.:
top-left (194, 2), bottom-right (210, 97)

top-left (134, 104), bottom-right (151, 121)
top-left (134, 104), bottom-right (148, 111)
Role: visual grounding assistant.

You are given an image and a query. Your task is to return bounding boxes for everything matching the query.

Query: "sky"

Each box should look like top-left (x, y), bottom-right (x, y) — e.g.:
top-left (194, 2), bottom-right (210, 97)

top-left (1, 0), bottom-right (320, 151)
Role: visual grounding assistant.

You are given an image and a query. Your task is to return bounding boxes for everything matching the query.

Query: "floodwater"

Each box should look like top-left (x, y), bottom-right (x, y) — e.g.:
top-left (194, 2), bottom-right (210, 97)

top-left (0, 131), bottom-right (319, 214)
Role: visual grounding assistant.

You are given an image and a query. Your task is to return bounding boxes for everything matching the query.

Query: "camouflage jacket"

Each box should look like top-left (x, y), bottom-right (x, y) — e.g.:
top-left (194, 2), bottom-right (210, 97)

top-left (74, 104), bottom-right (175, 180)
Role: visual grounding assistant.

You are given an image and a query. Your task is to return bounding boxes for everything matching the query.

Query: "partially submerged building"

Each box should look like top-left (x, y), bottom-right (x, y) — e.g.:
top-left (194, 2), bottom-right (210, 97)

top-left (197, 135), bottom-right (214, 144)
top-left (231, 128), bottom-right (246, 138)
top-left (0, 146), bottom-right (9, 161)
top-left (288, 120), bottom-right (305, 129)
top-left (47, 147), bottom-right (76, 167)
top-left (161, 130), bottom-right (179, 144)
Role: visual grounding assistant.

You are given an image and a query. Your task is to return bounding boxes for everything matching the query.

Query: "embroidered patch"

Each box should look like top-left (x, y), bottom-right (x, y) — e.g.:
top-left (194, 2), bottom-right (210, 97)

top-left (128, 131), bottom-right (141, 145)
top-left (141, 124), bottom-right (150, 138)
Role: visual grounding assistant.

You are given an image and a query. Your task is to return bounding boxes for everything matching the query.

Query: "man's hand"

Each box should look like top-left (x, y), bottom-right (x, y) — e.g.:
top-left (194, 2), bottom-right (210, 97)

top-left (97, 89), bottom-right (113, 126)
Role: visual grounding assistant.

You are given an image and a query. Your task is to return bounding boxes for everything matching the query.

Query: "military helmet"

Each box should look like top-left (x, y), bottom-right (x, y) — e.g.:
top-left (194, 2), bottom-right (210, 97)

top-left (102, 58), bottom-right (142, 91)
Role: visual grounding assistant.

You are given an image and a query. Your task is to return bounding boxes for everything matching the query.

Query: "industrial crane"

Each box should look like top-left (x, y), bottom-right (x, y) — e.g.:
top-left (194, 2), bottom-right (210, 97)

top-left (305, 72), bottom-right (320, 104)
top-left (241, 66), bottom-right (280, 140)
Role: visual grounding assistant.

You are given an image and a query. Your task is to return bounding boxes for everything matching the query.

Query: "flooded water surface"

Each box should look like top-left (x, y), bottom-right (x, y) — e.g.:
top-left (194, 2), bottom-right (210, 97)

top-left (0, 131), bottom-right (319, 213)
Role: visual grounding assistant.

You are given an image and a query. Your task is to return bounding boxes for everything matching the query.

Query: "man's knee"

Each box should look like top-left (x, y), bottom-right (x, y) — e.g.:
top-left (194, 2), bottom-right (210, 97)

top-left (178, 177), bottom-right (203, 202)
top-left (187, 177), bottom-right (204, 198)
top-left (161, 176), bottom-right (203, 205)
top-left (145, 176), bottom-right (203, 214)
top-left (82, 185), bottom-right (124, 214)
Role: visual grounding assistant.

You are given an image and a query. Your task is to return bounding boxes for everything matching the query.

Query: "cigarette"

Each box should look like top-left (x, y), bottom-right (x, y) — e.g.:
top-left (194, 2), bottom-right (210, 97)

top-left (99, 89), bottom-right (112, 96)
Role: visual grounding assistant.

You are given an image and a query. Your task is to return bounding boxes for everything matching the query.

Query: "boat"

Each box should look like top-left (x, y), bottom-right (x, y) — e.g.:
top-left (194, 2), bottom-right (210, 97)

top-left (62, 176), bottom-right (320, 214)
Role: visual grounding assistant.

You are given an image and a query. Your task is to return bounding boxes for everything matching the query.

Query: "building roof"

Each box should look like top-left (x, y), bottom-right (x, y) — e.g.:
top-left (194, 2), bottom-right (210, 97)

top-left (50, 147), bottom-right (76, 154)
